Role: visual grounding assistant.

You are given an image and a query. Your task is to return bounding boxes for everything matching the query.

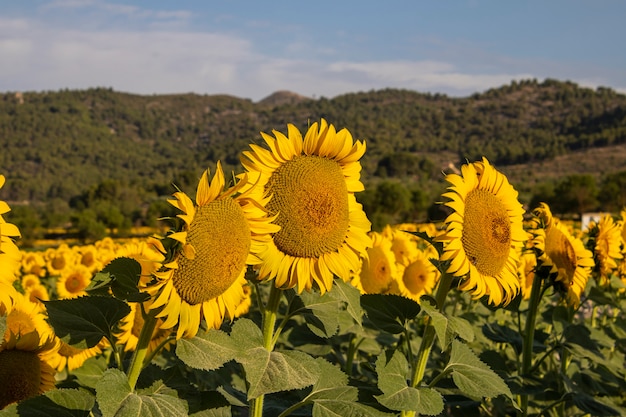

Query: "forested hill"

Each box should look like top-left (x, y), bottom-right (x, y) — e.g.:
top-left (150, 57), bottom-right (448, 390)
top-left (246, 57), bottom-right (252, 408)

top-left (1, 78), bottom-right (626, 236)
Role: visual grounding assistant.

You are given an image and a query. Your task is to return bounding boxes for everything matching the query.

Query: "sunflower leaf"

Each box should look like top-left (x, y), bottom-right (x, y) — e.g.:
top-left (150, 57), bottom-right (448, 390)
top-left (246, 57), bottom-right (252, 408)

top-left (420, 300), bottom-right (448, 348)
top-left (328, 279), bottom-right (363, 327)
top-left (239, 349), bottom-right (321, 400)
top-left (0, 388), bottom-right (95, 417)
top-left (44, 296), bottom-right (130, 349)
top-left (176, 328), bottom-right (239, 371)
top-left (87, 257), bottom-right (149, 302)
top-left (361, 294), bottom-right (421, 334)
top-left (95, 368), bottom-right (188, 417)
top-left (291, 290), bottom-right (341, 338)
top-left (445, 340), bottom-right (517, 407)
top-left (375, 350), bottom-right (443, 415)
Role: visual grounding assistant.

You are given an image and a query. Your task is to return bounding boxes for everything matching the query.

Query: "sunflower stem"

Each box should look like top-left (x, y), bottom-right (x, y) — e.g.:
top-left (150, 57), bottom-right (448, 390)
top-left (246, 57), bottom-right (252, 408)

top-left (251, 284), bottom-right (283, 417)
top-left (126, 307), bottom-right (158, 392)
top-left (519, 272), bottom-right (545, 417)
top-left (401, 272), bottom-right (453, 417)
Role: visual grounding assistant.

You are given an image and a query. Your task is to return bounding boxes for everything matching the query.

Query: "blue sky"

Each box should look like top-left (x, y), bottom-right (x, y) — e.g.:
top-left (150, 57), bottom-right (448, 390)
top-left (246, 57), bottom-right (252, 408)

top-left (1, 0), bottom-right (625, 101)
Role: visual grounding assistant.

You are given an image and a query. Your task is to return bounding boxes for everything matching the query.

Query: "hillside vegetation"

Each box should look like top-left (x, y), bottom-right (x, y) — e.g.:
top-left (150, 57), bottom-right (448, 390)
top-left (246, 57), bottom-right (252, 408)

top-left (1, 78), bottom-right (626, 241)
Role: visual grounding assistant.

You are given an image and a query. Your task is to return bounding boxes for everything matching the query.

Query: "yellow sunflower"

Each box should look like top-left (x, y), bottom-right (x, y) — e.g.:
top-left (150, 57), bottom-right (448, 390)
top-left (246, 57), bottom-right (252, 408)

top-left (586, 214), bottom-right (623, 284)
top-left (390, 248), bottom-right (439, 302)
top-left (382, 225), bottom-right (419, 266)
top-left (116, 302), bottom-right (172, 353)
top-left (0, 176), bottom-right (22, 286)
top-left (47, 337), bottom-right (106, 372)
top-left (2, 292), bottom-right (54, 344)
top-left (24, 283), bottom-right (50, 306)
top-left (44, 244), bottom-right (76, 277)
top-left (240, 119), bottom-right (372, 293)
top-left (0, 332), bottom-right (57, 409)
top-left (437, 158), bottom-right (527, 306)
top-left (56, 264), bottom-right (93, 299)
top-left (530, 203), bottom-right (594, 307)
top-left (352, 232), bottom-right (399, 294)
top-left (21, 252), bottom-right (47, 278)
top-left (147, 161), bottom-right (279, 339)
top-left (73, 244), bottom-right (103, 274)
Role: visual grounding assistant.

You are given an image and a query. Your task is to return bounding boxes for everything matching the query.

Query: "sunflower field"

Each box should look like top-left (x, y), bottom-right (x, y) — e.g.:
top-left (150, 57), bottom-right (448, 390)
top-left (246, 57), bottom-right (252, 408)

top-left (1, 119), bottom-right (626, 417)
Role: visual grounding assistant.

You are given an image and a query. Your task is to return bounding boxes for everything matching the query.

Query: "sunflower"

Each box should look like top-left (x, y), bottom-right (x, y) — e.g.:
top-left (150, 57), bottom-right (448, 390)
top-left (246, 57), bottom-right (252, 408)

top-left (352, 232), bottom-right (399, 294)
top-left (437, 158), bottom-right (527, 306)
top-left (21, 252), bottom-right (47, 278)
top-left (73, 244), bottom-right (103, 274)
top-left (240, 119), bottom-right (372, 293)
top-left (0, 176), bottom-right (21, 286)
top-left (2, 292), bottom-right (54, 344)
top-left (530, 203), bottom-right (594, 307)
top-left (56, 264), bottom-right (93, 299)
top-left (116, 302), bottom-right (172, 353)
top-left (24, 283), bottom-right (50, 306)
top-left (147, 161), bottom-right (279, 339)
top-left (390, 248), bottom-right (439, 302)
top-left (585, 214), bottom-right (623, 284)
top-left (0, 332), bottom-right (57, 409)
top-left (44, 244), bottom-right (76, 277)
top-left (382, 225), bottom-right (419, 266)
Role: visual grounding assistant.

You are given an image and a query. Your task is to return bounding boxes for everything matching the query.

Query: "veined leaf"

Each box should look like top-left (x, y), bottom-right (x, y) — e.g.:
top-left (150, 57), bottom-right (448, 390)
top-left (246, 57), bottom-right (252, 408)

top-left (87, 257), bottom-right (149, 302)
top-left (176, 328), bottom-right (239, 371)
top-left (291, 290), bottom-right (341, 338)
top-left (44, 296), bottom-right (130, 349)
top-left (445, 340), bottom-right (516, 406)
top-left (0, 388), bottom-right (94, 417)
top-left (313, 400), bottom-right (394, 417)
top-left (361, 294), bottom-right (420, 334)
top-left (375, 350), bottom-right (444, 415)
top-left (328, 279), bottom-right (363, 327)
top-left (420, 300), bottom-right (448, 348)
top-left (96, 369), bottom-right (188, 417)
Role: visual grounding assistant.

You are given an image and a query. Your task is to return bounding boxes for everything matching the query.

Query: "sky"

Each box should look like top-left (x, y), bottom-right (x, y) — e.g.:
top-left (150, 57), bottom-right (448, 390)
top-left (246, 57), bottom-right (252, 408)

top-left (1, 0), bottom-right (625, 102)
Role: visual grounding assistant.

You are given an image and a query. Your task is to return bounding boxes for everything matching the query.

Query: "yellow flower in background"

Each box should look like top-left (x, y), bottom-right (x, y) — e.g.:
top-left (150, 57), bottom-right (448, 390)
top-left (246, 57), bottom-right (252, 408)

top-left (383, 225), bottom-right (419, 266)
top-left (47, 337), bottom-right (106, 372)
top-left (531, 203), bottom-right (594, 307)
top-left (21, 252), bottom-right (47, 278)
top-left (0, 332), bottom-right (57, 409)
top-left (391, 248), bottom-right (439, 302)
top-left (148, 161), bottom-right (279, 339)
top-left (586, 214), bottom-right (623, 284)
top-left (56, 264), bottom-right (93, 299)
top-left (352, 232), bottom-right (398, 294)
top-left (44, 244), bottom-right (76, 276)
top-left (241, 119), bottom-right (372, 293)
top-left (24, 283), bottom-right (50, 306)
top-left (72, 244), bottom-right (102, 274)
top-left (116, 302), bottom-right (172, 353)
top-left (437, 158), bottom-right (526, 306)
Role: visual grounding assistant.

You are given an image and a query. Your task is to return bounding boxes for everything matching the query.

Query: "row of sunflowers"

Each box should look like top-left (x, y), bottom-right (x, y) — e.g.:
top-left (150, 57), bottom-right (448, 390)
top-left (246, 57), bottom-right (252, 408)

top-left (1, 119), bottom-right (625, 416)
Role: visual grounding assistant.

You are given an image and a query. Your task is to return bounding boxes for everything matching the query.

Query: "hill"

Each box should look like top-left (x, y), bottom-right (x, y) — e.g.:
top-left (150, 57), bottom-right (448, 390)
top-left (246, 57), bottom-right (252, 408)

top-left (1, 79), bottom-right (625, 238)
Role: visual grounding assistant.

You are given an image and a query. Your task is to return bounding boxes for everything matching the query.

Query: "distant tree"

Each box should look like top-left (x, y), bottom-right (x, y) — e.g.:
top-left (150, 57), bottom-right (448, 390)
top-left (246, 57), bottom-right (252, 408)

top-left (598, 170), bottom-right (626, 212)
top-left (552, 174), bottom-right (599, 215)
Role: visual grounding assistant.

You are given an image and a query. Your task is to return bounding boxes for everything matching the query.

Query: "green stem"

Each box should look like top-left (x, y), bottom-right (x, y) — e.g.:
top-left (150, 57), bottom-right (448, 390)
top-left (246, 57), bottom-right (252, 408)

top-left (126, 307), bottom-right (158, 391)
top-left (519, 274), bottom-right (545, 417)
top-left (250, 284), bottom-right (283, 417)
top-left (409, 272), bottom-right (453, 389)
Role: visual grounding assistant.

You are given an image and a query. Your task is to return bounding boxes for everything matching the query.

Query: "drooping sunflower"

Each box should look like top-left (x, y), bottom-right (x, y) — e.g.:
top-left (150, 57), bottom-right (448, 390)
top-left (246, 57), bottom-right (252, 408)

top-left (147, 161), bottom-right (279, 339)
top-left (390, 248), bottom-right (439, 302)
top-left (437, 158), bottom-right (527, 306)
top-left (351, 232), bottom-right (399, 294)
top-left (585, 214), bottom-right (623, 284)
top-left (530, 203), bottom-right (594, 307)
top-left (240, 119), bottom-right (372, 293)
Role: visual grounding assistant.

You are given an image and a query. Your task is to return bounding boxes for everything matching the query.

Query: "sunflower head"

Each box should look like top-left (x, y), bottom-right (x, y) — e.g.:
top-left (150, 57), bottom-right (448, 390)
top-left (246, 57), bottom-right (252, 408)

top-left (352, 232), bottom-right (399, 294)
top-left (240, 119), bottom-right (372, 294)
top-left (530, 203), bottom-right (594, 307)
top-left (147, 161), bottom-right (278, 339)
top-left (437, 158), bottom-right (526, 306)
top-left (584, 214), bottom-right (623, 285)
top-left (390, 248), bottom-right (439, 302)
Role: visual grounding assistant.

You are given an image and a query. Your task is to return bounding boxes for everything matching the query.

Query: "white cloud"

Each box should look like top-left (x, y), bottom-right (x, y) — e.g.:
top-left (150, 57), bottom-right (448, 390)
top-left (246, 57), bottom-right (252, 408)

top-left (0, 7), bottom-right (624, 102)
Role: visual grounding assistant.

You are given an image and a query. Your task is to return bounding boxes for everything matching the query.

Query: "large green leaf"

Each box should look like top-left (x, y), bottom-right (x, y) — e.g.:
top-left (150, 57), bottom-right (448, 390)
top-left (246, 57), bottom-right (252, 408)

top-left (95, 369), bottom-right (188, 417)
top-left (87, 257), bottom-right (149, 302)
top-left (445, 340), bottom-right (516, 406)
top-left (375, 350), bottom-right (444, 415)
top-left (328, 279), bottom-right (363, 327)
top-left (361, 294), bottom-right (420, 334)
top-left (420, 300), bottom-right (448, 348)
top-left (176, 328), bottom-right (239, 371)
top-left (44, 296), bottom-right (130, 348)
top-left (0, 389), bottom-right (94, 417)
top-left (313, 401), bottom-right (394, 417)
top-left (291, 290), bottom-right (341, 338)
